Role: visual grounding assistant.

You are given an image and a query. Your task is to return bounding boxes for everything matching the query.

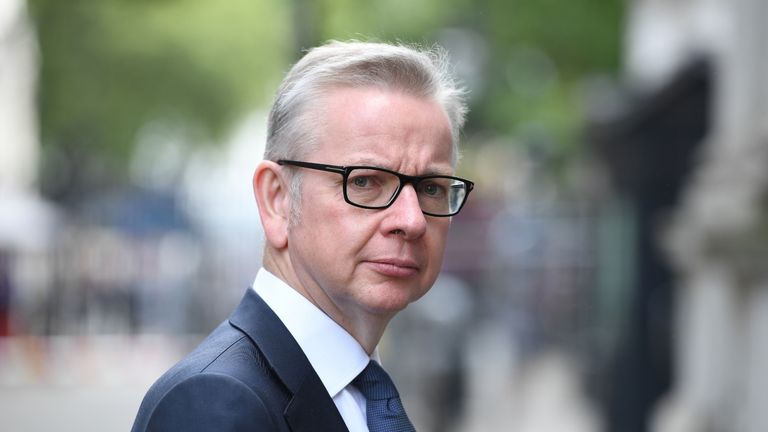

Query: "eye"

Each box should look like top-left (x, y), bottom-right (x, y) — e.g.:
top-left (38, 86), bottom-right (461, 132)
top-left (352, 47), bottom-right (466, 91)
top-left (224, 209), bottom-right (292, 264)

top-left (420, 181), bottom-right (447, 197)
top-left (352, 176), bottom-right (371, 187)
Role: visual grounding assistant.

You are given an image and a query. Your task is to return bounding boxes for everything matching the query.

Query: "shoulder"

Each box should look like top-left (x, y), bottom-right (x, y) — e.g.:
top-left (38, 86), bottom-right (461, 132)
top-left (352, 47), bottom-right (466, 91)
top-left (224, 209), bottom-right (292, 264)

top-left (139, 373), bottom-right (278, 432)
top-left (132, 322), bottom-right (287, 431)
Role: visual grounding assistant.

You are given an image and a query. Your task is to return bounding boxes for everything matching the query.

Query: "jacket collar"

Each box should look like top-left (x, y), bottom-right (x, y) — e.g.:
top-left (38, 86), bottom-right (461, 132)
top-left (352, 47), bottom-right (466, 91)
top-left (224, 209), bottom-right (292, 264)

top-left (229, 288), bottom-right (349, 432)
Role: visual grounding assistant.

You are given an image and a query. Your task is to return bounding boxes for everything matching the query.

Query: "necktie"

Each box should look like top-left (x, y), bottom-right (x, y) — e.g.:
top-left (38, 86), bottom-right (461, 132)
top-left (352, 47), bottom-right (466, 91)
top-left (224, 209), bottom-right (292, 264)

top-left (352, 361), bottom-right (416, 432)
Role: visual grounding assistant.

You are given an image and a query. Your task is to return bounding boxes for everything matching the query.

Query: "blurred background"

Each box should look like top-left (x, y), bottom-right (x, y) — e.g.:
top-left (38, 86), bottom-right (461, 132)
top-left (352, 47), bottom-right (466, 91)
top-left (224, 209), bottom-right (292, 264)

top-left (1, 0), bottom-right (767, 431)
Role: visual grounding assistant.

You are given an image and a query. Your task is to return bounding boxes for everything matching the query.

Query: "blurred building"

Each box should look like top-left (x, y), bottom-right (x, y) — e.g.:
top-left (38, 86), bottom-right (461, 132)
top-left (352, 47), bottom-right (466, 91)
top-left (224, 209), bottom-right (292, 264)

top-left (589, 0), bottom-right (768, 431)
top-left (0, 0), bottom-right (38, 191)
top-left (0, 0), bottom-right (60, 337)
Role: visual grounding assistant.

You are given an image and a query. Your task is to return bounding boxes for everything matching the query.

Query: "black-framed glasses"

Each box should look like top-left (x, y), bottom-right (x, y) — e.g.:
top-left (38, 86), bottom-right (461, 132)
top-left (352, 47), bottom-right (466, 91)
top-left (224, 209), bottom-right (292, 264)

top-left (277, 160), bottom-right (474, 217)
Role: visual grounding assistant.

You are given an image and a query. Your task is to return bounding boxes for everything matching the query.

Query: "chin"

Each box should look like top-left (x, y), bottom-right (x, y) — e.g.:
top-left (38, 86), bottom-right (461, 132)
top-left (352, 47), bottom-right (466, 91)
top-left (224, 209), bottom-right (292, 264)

top-left (366, 284), bottom-right (425, 314)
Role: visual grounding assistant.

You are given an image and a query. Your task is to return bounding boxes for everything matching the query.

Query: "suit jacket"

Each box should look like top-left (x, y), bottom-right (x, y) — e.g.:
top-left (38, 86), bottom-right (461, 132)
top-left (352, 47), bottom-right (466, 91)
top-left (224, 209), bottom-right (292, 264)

top-left (131, 288), bottom-right (350, 432)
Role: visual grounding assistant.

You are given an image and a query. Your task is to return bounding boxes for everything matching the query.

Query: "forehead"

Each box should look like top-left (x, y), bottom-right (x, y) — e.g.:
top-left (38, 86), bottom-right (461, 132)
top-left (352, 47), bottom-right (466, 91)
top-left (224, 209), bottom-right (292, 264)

top-left (310, 86), bottom-right (454, 172)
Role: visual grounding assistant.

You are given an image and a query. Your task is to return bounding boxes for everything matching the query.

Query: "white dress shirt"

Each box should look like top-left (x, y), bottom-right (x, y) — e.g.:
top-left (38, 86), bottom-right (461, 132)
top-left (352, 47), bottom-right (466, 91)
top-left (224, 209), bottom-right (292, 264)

top-left (252, 268), bottom-right (374, 432)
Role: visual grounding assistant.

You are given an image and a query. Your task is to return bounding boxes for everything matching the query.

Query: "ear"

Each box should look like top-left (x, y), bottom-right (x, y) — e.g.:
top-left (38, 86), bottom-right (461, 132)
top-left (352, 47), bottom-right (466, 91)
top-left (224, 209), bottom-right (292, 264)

top-left (253, 160), bottom-right (291, 250)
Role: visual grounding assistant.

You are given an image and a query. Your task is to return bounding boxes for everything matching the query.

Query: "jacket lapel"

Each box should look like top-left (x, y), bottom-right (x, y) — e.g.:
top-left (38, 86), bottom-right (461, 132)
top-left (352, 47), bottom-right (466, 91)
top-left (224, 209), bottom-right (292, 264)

top-left (229, 289), bottom-right (349, 432)
top-left (284, 371), bottom-right (349, 432)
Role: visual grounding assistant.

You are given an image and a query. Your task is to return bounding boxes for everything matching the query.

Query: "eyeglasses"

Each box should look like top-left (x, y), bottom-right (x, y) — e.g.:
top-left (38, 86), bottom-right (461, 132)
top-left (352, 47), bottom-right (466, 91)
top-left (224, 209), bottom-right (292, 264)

top-left (277, 160), bottom-right (474, 217)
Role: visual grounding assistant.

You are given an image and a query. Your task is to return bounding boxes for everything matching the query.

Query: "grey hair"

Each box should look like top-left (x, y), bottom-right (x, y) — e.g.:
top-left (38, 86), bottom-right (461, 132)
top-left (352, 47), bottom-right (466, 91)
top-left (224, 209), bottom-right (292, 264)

top-left (264, 40), bottom-right (468, 223)
top-left (264, 40), bottom-right (468, 164)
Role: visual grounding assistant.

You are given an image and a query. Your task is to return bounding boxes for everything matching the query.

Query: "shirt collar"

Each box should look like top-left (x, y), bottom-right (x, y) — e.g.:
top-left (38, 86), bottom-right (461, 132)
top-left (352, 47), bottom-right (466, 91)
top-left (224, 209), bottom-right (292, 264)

top-left (252, 268), bottom-right (374, 397)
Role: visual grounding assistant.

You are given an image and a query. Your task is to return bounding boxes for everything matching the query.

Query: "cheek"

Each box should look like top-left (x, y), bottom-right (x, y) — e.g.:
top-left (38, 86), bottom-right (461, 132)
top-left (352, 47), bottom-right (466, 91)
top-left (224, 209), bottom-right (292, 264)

top-left (313, 206), bottom-right (377, 261)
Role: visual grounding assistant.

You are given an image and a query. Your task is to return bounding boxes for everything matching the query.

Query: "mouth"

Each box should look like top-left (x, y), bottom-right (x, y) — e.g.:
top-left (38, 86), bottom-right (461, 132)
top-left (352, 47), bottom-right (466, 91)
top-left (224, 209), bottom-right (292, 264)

top-left (365, 258), bottom-right (420, 278)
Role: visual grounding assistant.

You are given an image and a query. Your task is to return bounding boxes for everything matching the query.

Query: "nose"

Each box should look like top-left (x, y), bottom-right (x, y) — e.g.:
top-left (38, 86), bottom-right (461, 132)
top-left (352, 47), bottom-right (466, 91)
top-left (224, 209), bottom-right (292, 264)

top-left (382, 184), bottom-right (427, 239)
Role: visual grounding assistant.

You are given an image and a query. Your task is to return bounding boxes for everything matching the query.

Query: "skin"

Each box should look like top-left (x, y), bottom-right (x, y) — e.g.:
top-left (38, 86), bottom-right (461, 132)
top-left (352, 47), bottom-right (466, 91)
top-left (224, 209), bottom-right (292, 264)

top-left (253, 86), bottom-right (454, 354)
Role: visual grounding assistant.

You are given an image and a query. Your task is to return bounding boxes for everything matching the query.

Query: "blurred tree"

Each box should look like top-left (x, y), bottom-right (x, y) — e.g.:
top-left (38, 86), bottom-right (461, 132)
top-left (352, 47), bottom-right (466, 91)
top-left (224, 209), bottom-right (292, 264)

top-left (476, 0), bottom-right (623, 157)
top-left (28, 0), bottom-right (293, 202)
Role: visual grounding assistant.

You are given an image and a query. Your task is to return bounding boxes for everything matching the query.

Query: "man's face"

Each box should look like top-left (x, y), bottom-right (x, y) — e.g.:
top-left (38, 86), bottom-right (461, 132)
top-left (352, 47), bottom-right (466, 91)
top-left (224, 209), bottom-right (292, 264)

top-left (286, 86), bottom-right (454, 329)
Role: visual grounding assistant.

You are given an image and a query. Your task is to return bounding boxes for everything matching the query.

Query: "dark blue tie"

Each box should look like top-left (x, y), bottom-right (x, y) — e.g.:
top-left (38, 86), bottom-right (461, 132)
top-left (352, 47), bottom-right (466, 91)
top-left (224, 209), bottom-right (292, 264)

top-left (352, 361), bottom-right (416, 432)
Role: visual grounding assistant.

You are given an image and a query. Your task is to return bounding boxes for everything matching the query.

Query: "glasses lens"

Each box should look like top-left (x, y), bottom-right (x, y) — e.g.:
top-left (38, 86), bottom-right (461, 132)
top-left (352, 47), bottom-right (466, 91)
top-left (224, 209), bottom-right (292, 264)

top-left (345, 168), bottom-right (469, 216)
top-left (345, 168), bottom-right (400, 207)
top-left (417, 177), bottom-right (467, 216)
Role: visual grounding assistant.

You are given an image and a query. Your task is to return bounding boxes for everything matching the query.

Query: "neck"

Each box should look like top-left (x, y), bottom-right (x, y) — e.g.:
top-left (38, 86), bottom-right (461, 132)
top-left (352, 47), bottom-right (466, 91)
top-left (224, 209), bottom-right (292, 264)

top-left (262, 247), bottom-right (390, 355)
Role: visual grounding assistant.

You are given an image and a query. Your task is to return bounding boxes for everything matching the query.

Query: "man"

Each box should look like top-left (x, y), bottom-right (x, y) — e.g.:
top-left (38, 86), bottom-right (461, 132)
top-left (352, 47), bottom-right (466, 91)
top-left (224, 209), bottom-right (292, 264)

top-left (132, 40), bottom-right (474, 432)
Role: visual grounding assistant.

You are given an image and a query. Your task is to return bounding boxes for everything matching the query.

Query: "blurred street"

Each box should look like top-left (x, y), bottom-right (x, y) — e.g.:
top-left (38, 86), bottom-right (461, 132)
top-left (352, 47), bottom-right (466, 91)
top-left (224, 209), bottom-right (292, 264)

top-left (1, 385), bottom-right (145, 431)
top-left (0, 336), bottom-right (185, 431)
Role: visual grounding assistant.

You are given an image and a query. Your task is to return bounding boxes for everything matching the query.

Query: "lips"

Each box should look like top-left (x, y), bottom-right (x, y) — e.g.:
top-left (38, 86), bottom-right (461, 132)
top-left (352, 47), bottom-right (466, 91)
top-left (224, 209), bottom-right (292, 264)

top-left (365, 258), bottom-right (420, 278)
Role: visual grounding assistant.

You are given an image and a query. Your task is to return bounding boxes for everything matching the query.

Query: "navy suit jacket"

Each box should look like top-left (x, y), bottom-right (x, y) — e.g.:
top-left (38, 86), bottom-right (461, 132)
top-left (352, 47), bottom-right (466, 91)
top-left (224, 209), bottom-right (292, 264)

top-left (131, 288), bottom-right (350, 432)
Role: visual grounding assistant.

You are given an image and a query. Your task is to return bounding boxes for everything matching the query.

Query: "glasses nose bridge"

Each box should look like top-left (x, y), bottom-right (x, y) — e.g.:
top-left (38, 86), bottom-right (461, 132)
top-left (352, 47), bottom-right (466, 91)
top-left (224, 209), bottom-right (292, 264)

top-left (388, 173), bottom-right (422, 206)
top-left (397, 173), bottom-right (421, 191)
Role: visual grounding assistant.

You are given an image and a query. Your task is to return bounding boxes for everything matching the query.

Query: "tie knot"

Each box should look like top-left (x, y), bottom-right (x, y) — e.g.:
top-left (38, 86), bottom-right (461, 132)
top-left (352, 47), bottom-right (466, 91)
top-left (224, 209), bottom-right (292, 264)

top-left (352, 361), bottom-right (400, 401)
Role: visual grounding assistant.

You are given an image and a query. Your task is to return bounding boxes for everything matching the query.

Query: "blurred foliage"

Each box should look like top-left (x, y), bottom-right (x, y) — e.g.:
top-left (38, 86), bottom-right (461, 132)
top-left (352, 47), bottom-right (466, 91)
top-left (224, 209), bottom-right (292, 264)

top-left (28, 0), bottom-right (622, 200)
top-left (477, 0), bottom-right (623, 157)
top-left (28, 0), bottom-right (292, 200)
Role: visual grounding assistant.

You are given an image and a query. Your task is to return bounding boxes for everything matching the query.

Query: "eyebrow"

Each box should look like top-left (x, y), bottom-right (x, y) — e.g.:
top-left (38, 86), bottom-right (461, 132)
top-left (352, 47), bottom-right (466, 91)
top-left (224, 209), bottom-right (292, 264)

top-left (348, 158), bottom-right (453, 176)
